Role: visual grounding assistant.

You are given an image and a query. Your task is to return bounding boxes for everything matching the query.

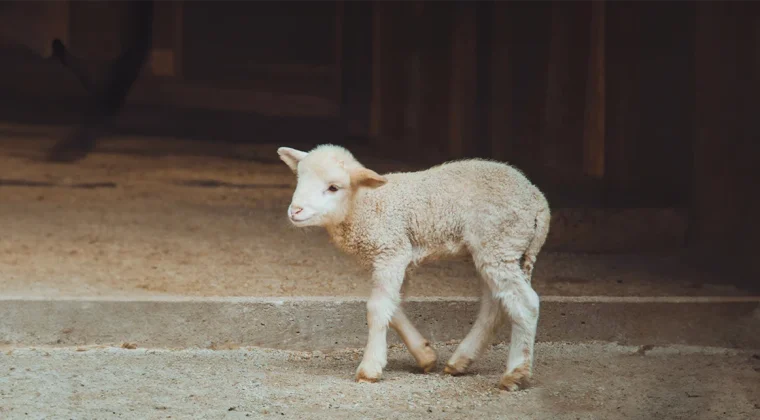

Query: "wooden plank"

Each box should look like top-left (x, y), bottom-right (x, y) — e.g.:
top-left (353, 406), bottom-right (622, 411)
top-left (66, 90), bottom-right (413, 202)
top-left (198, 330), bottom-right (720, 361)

top-left (399, 1), bottom-right (424, 155)
top-left (542, 1), bottom-right (590, 172)
top-left (604, 1), bottom-right (695, 208)
top-left (173, 0), bottom-right (184, 79)
top-left (603, 1), bottom-right (643, 206)
top-left (637, 2), bottom-right (694, 208)
top-left (472, 0), bottom-right (493, 160)
top-left (748, 5), bottom-right (760, 271)
top-left (506, 2), bottom-right (551, 169)
top-left (692, 1), bottom-right (740, 244)
top-left (691, 0), bottom-right (760, 281)
top-left (582, 0), bottom-right (605, 179)
top-left (489, 0), bottom-right (512, 162)
top-left (415, 1), bottom-right (453, 163)
top-left (448, 1), bottom-right (478, 159)
top-left (334, 0), bottom-right (344, 107)
top-left (339, 0), bottom-right (373, 138)
top-left (369, 1), bottom-right (408, 146)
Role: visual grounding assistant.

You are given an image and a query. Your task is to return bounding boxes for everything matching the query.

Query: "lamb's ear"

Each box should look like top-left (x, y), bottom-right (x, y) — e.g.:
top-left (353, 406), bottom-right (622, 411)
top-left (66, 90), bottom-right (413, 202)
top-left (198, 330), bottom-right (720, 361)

top-left (350, 167), bottom-right (387, 189)
top-left (277, 147), bottom-right (308, 173)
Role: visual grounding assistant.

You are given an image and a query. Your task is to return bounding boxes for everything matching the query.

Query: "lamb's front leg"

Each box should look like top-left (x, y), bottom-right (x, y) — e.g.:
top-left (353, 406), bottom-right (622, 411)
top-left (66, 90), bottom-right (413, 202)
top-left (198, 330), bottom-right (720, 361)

top-left (356, 257), bottom-right (409, 383)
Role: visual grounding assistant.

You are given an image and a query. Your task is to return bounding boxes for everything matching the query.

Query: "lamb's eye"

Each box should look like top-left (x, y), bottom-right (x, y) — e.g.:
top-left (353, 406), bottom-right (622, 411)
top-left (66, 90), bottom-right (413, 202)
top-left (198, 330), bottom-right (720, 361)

top-left (328, 185), bottom-right (339, 192)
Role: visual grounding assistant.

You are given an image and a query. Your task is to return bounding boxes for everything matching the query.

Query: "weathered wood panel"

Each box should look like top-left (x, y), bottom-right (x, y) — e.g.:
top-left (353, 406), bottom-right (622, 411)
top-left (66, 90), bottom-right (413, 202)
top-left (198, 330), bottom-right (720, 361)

top-left (582, 0), bottom-right (605, 179)
top-left (542, 0), bottom-right (591, 173)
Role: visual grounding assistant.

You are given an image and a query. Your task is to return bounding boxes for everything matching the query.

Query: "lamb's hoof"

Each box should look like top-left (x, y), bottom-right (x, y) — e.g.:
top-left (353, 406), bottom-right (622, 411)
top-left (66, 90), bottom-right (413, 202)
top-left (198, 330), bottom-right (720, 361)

top-left (355, 370), bottom-right (380, 383)
top-left (417, 345), bottom-right (438, 373)
top-left (355, 363), bottom-right (382, 383)
top-left (498, 367), bottom-right (532, 392)
top-left (443, 357), bottom-right (471, 376)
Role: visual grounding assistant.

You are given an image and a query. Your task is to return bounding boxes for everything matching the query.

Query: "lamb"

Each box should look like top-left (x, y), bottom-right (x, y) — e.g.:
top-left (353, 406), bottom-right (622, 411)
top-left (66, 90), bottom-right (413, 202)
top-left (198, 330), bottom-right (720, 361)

top-left (277, 144), bottom-right (550, 391)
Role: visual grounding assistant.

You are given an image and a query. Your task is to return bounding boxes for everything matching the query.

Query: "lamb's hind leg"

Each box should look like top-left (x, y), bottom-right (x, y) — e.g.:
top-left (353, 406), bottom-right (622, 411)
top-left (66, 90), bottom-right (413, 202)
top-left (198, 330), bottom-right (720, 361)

top-left (444, 283), bottom-right (503, 375)
top-left (479, 258), bottom-right (540, 391)
top-left (390, 308), bottom-right (437, 373)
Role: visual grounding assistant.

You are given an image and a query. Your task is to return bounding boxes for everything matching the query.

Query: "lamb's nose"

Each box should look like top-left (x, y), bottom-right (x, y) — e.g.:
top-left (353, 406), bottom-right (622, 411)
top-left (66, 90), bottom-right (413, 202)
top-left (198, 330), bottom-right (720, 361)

top-left (290, 206), bottom-right (303, 217)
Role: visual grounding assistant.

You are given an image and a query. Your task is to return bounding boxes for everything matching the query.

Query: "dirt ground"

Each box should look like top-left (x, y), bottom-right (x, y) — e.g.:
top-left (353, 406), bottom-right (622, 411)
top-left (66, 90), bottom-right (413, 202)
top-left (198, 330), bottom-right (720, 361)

top-left (1, 342), bottom-right (758, 419)
top-left (0, 125), bottom-right (754, 298)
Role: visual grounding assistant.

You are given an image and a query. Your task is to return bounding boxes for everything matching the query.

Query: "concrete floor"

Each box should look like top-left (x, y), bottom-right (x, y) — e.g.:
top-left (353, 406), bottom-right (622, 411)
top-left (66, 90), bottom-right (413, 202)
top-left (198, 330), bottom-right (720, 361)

top-left (0, 125), bottom-right (753, 299)
top-left (1, 343), bottom-right (758, 420)
top-left (1, 124), bottom-right (759, 420)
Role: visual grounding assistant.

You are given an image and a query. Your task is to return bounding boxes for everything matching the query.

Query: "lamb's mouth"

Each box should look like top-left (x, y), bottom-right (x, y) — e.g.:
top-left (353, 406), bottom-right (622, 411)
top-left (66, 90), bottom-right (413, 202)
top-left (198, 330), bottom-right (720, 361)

top-left (290, 215), bottom-right (314, 225)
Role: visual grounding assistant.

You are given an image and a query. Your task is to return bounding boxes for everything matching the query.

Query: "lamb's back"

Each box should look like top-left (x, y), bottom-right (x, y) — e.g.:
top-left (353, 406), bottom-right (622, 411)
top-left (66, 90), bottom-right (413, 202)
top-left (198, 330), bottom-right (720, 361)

top-left (355, 160), bottom-right (542, 254)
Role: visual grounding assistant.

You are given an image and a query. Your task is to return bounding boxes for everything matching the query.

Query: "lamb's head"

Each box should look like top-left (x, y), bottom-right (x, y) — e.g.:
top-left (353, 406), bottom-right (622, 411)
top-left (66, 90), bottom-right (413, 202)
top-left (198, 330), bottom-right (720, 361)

top-left (277, 145), bottom-right (387, 227)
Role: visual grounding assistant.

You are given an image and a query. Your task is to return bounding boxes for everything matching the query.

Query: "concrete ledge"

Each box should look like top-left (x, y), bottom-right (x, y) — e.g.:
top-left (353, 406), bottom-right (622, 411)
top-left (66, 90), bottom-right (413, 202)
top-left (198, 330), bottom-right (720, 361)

top-left (1, 296), bottom-right (758, 350)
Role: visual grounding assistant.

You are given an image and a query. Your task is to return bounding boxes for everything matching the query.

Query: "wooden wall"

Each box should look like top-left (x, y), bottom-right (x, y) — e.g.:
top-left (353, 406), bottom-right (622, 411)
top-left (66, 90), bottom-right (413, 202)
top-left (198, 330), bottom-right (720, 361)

top-left (692, 0), bottom-right (760, 274)
top-left (367, 0), bottom-right (759, 268)
top-left (367, 1), bottom-right (708, 209)
top-left (0, 1), bottom-right (345, 119)
top-left (0, 1), bottom-right (758, 252)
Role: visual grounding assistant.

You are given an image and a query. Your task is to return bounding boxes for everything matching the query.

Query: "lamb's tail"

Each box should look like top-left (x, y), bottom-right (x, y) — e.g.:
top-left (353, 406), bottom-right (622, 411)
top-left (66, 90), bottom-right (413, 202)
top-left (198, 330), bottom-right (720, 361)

top-left (522, 195), bottom-right (551, 279)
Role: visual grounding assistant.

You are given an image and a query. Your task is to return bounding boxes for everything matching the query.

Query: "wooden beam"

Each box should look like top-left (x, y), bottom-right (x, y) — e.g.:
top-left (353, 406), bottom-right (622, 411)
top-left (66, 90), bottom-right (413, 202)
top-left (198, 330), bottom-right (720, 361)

top-left (582, 0), bottom-right (605, 179)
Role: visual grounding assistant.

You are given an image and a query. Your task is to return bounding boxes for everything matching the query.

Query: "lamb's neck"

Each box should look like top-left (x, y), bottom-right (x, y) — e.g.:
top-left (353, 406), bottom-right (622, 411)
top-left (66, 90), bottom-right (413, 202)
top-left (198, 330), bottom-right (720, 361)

top-left (326, 215), bottom-right (358, 254)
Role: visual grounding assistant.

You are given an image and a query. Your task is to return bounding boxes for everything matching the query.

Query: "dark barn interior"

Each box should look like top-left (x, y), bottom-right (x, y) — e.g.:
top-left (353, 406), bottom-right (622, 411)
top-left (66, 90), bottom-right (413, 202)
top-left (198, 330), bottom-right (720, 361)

top-left (2, 1), bottom-right (760, 416)
top-left (0, 0), bottom-right (758, 295)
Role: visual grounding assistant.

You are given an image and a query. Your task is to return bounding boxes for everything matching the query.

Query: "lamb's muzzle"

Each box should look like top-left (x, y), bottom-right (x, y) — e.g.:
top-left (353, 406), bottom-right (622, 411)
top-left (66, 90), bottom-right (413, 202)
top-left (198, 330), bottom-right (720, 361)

top-left (277, 144), bottom-right (551, 391)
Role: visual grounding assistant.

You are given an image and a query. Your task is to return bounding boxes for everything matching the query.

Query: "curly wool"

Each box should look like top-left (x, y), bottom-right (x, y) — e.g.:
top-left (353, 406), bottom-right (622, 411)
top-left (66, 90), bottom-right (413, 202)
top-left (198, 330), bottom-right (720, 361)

top-left (312, 145), bottom-right (551, 273)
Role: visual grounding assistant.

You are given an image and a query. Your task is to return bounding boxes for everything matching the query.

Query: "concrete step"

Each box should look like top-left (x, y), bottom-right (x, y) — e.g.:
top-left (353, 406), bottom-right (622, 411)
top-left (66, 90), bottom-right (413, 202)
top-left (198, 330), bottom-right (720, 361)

top-left (2, 296), bottom-right (758, 350)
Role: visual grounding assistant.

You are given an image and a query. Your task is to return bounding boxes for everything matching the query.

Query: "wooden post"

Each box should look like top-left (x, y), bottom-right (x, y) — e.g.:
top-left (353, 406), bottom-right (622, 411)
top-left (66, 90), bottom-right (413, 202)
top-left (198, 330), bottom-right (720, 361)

top-left (542, 1), bottom-right (590, 172)
top-left (368, 1), bottom-right (386, 142)
top-left (173, 0), bottom-right (184, 79)
top-left (489, 1), bottom-right (512, 162)
top-left (415, 2), bottom-right (454, 163)
top-left (340, 0), bottom-right (373, 138)
top-left (368, 1), bottom-right (407, 148)
top-left (334, 0), bottom-right (344, 107)
top-left (693, 1), bottom-right (741, 245)
top-left (692, 0), bottom-right (760, 282)
top-left (748, 6), bottom-right (760, 274)
top-left (582, 0), bottom-right (605, 179)
top-left (448, 1), bottom-right (478, 159)
top-left (504, 2), bottom-right (551, 170)
top-left (401, 2), bottom-right (424, 157)
top-left (603, 1), bottom-right (642, 206)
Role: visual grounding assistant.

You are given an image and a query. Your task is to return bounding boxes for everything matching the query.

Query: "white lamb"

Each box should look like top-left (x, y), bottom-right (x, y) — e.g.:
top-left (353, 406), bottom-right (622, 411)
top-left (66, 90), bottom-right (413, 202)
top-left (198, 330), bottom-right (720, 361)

top-left (278, 144), bottom-right (550, 391)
